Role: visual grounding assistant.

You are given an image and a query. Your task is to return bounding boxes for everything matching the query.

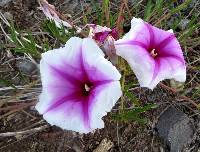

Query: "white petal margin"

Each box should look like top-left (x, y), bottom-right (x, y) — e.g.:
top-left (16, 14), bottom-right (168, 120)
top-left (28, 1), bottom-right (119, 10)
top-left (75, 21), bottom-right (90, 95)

top-left (117, 17), bottom-right (150, 46)
top-left (89, 81), bottom-right (122, 130)
top-left (39, 98), bottom-right (91, 133)
top-left (147, 58), bottom-right (186, 90)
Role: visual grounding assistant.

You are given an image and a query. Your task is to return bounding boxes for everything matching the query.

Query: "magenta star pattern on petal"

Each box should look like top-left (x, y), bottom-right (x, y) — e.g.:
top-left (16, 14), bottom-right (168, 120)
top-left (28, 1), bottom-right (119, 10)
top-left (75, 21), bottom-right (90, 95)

top-left (115, 17), bottom-right (186, 89)
top-left (36, 37), bottom-right (122, 133)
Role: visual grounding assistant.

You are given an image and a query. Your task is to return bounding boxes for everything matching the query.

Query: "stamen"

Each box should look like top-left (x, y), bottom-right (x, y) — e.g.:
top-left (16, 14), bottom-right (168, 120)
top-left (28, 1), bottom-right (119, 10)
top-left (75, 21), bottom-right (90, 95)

top-left (84, 84), bottom-right (90, 92)
top-left (150, 49), bottom-right (158, 58)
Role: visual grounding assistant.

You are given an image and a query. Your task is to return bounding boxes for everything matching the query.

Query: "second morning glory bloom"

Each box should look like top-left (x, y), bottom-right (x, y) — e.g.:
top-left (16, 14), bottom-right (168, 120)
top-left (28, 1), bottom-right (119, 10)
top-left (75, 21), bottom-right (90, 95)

top-left (88, 24), bottom-right (118, 64)
top-left (115, 17), bottom-right (186, 89)
top-left (36, 37), bottom-right (122, 133)
top-left (88, 24), bottom-right (118, 43)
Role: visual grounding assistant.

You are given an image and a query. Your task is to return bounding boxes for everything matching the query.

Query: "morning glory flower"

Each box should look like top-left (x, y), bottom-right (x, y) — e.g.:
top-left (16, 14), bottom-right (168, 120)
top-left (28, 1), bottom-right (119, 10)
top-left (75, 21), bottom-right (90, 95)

top-left (88, 24), bottom-right (118, 43)
top-left (88, 24), bottom-right (118, 64)
top-left (39, 0), bottom-right (72, 28)
top-left (36, 37), bottom-right (122, 133)
top-left (115, 17), bottom-right (186, 89)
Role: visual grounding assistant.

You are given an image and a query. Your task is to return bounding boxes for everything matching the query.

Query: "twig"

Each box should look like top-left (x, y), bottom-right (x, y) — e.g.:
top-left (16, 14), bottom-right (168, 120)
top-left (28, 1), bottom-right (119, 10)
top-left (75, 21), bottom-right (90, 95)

top-left (123, 0), bottom-right (132, 18)
top-left (0, 80), bottom-right (40, 106)
top-left (0, 103), bottom-right (35, 112)
top-left (0, 101), bottom-right (36, 120)
top-left (116, 3), bottom-right (125, 37)
top-left (0, 125), bottom-right (48, 137)
top-left (21, 110), bottom-right (37, 120)
top-left (159, 83), bottom-right (198, 108)
top-left (116, 122), bottom-right (122, 152)
top-left (23, 120), bottom-right (45, 130)
top-left (154, 13), bottom-right (170, 26)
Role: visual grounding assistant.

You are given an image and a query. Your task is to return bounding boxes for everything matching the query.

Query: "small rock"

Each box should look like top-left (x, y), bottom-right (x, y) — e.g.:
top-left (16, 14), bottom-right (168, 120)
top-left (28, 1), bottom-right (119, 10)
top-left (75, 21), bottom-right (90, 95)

top-left (71, 137), bottom-right (83, 152)
top-left (12, 76), bottom-right (21, 85)
top-left (179, 19), bottom-right (190, 30)
top-left (17, 60), bottom-right (38, 75)
top-left (155, 107), bottom-right (194, 152)
top-left (3, 12), bottom-right (13, 21)
top-left (189, 0), bottom-right (198, 8)
top-left (0, 0), bottom-right (12, 7)
top-left (93, 138), bottom-right (113, 152)
top-left (170, 79), bottom-right (184, 91)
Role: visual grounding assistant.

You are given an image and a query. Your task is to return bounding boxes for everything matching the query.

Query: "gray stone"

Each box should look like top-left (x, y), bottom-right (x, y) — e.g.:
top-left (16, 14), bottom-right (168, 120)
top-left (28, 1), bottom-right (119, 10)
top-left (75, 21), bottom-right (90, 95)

top-left (189, 0), bottom-right (198, 8)
top-left (3, 12), bottom-right (13, 21)
top-left (17, 60), bottom-right (38, 75)
top-left (0, 0), bottom-right (12, 7)
top-left (156, 107), bottom-right (194, 152)
top-left (179, 19), bottom-right (190, 30)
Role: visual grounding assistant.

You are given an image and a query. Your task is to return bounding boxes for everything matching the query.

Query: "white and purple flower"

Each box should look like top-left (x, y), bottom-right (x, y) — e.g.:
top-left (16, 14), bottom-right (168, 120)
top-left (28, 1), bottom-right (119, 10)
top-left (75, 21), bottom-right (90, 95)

top-left (36, 37), bottom-right (122, 133)
top-left (115, 17), bottom-right (186, 89)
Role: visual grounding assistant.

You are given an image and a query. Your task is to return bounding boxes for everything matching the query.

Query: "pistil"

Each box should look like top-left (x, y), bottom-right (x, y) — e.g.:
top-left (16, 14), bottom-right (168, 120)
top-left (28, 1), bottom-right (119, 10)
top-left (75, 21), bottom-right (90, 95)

top-left (150, 49), bottom-right (158, 58)
top-left (84, 84), bottom-right (90, 92)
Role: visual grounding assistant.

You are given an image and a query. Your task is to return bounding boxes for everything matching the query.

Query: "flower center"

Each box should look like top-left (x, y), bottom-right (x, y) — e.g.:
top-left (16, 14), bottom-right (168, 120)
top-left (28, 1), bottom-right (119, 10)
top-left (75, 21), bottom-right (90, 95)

top-left (82, 82), bottom-right (93, 96)
top-left (150, 49), bottom-right (158, 58)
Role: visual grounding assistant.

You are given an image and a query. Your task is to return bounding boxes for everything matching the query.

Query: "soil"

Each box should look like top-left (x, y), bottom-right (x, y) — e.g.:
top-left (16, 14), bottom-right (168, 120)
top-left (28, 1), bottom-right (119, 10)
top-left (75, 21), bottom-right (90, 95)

top-left (0, 0), bottom-right (199, 152)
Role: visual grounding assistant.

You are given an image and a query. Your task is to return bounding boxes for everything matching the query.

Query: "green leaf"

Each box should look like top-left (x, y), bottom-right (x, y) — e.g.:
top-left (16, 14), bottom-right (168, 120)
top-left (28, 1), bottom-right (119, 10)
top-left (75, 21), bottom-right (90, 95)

top-left (155, 0), bottom-right (164, 14)
top-left (170, 0), bottom-right (192, 14)
top-left (144, 0), bottom-right (154, 21)
top-left (43, 19), bottom-right (75, 44)
top-left (112, 112), bottom-right (148, 124)
top-left (124, 82), bottom-right (140, 106)
top-left (112, 103), bottom-right (157, 124)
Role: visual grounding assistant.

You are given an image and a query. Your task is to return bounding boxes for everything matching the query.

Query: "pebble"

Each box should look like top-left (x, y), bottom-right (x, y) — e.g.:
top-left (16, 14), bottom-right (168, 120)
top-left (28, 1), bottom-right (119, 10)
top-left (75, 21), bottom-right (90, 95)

top-left (3, 12), bottom-right (13, 21)
top-left (17, 59), bottom-right (38, 75)
top-left (0, 0), bottom-right (12, 7)
top-left (155, 107), bottom-right (195, 152)
top-left (179, 19), bottom-right (190, 30)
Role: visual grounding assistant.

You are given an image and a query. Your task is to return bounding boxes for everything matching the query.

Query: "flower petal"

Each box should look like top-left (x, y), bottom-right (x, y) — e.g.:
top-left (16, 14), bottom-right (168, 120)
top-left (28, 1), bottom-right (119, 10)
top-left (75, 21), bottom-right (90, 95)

top-left (148, 57), bottom-right (186, 89)
top-left (115, 43), bottom-right (155, 87)
top-left (115, 18), bottom-right (149, 49)
top-left (103, 36), bottom-right (118, 65)
top-left (82, 38), bottom-right (121, 82)
top-left (41, 97), bottom-right (90, 133)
